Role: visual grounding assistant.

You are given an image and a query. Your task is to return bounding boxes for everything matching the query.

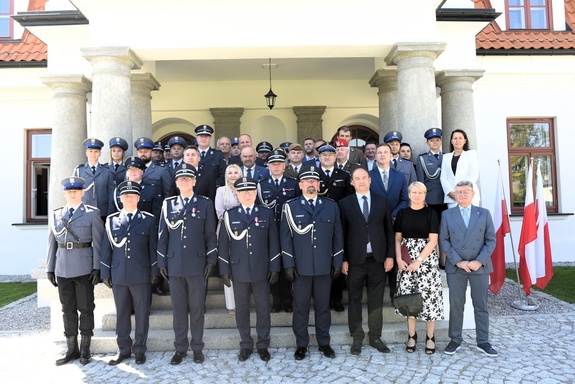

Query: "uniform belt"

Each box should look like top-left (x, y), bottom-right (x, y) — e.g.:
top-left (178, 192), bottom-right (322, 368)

top-left (58, 242), bottom-right (92, 250)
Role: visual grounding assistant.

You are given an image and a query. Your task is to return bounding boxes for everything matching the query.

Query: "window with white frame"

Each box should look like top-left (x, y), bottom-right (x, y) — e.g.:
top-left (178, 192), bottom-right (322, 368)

top-left (26, 129), bottom-right (51, 222)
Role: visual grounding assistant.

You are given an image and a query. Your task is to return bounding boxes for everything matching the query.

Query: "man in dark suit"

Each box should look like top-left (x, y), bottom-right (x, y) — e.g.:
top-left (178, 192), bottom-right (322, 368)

top-left (336, 126), bottom-right (366, 167)
top-left (73, 138), bottom-right (115, 220)
top-left (157, 164), bottom-right (217, 365)
top-left (46, 176), bottom-right (104, 366)
top-left (339, 168), bottom-right (395, 355)
top-left (280, 166), bottom-right (344, 361)
top-left (257, 150), bottom-right (300, 313)
top-left (369, 143), bottom-right (409, 218)
top-left (101, 181), bottom-right (159, 366)
top-left (228, 134), bottom-right (266, 167)
top-left (383, 131), bottom-right (416, 185)
top-left (316, 143), bottom-right (353, 312)
top-left (240, 146), bottom-right (269, 181)
top-left (334, 138), bottom-right (364, 174)
top-left (195, 124), bottom-right (226, 201)
top-left (440, 180), bottom-right (498, 357)
top-left (218, 178), bottom-right (281, 362)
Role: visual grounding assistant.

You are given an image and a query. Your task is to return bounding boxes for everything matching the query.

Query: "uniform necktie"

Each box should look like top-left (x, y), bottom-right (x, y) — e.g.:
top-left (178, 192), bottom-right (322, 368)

top-left (434, 153), bottom-right (439, 160)
top-left (68, 208), bottom-right (75, 220)
top-left (275, 179), bottom-right (280, 187)
top-left (382, 170), bottom-right (389, 191)
top-left (339, 164), bottom-right (343, 170)
top-left (462, 207), bottom-right (470, 228)
top-left (183, 197), bottom-right (189, 209)
top-left (308, 199), bottom-right (315, 210)
top-left (362, 196), bottom-right (369, 222)
top-left (201, 151), bottom-right (206, 159)
top-left (392, 158), bottom-right (397, 169)
top-left (114, 163), bottom-right (119, 171)
top-left (293, 166), bottom-right (298, 174)
top-left (174, 161), bottom-right (179, 168)
top-left (325, 170), bottom-right (330, 178)
top-left (91, 166), bottom-right (96, 174)
top-left (246, 168), bottom-right (252, 179)
top-left (127, 213), bottom-right (133, 224)
top-left (245, 207), bottom-right (251, 219)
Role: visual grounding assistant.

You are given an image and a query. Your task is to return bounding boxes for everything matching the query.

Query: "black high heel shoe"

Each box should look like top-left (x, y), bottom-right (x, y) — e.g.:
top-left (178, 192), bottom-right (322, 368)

top-left (425, 334), bottom-right (436, 354)
top-left (406, 332), bottom-right (417, 353)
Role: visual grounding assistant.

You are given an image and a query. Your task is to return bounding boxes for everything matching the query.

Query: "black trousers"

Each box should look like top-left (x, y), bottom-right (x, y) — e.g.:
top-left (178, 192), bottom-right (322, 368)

top-left (292, 274), bottom-right (332, 347)
top-left (271, 273), bottom-right (292, 306)
top-left (57, 274), bottom-right (95, 337)
top-left (347, 257), bottom-right (385, 341)
top-left (169, 276), bottom-right (206, 352)
top-left (330, 273), bottom-right (346, 306)
top-left (233, 279), bottom-right (271, 350)
top-left (113, 282), bottom-right (151, 355)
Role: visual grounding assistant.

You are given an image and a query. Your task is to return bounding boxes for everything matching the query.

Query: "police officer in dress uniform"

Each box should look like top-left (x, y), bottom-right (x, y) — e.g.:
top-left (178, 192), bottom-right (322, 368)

top-left (135, 137), bottom-right (173, 199)
top-left (257, 150), bottom-right (300, 312)
top-left (112, 156), bottom-right (163, 220)
top-left (73, 138), bottom-right (115, 220)
top-left (108, 137), bottom-right (129, 188)
top-left (316, 143), bottom-right (353, 312)
top-left (46, 177), bottom-right (104, 366)
top-left (256, 141), bottom-right (273, 166)
top-left (152, 141), bottom-right (165, 164)
top-left (157, 164), bottom-right (217, 365)
top-left (218, 177), bottom-right (281, 362)
top-left (383, 131), bottom-right (417, 185)
top-left (194, 124), bottom-right (226, 201)
top-left (280, 166), bottom-right (344, 361)
top-left (101, 181), bottom-right (159, 365)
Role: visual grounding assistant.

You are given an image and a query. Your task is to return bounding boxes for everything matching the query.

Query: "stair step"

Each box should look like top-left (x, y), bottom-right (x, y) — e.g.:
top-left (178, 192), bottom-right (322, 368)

top-left (90, 321), bottom-right (449, 353)
top-left (101, 305), bottom-right (406, 331)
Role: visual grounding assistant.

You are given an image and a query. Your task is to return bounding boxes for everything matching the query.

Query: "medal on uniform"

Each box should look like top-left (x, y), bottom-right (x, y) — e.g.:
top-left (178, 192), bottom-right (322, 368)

top-left (282, 188), bottom-right (286, 196)
top-left (171, 221), bottom-right (175, 225)
top-left (255, 217), bottom-right (259, 226)
top-left (235, 231), bottom-right (239, 236)
top-left (114, 237), bottom-right (118, 242)
top-left (192, 207), bottom-right (196, 217)
top-left (298, 224), bottom-right (302, 230)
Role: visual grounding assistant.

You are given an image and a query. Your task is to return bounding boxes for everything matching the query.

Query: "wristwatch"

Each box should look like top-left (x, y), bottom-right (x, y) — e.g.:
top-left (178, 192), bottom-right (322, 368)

top-left (416, 256), bottom-right (424, 262)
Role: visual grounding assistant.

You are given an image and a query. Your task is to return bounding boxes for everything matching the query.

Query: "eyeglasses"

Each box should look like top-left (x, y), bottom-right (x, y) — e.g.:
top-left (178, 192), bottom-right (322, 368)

top-left (455, 190), bottom-right (473, 195)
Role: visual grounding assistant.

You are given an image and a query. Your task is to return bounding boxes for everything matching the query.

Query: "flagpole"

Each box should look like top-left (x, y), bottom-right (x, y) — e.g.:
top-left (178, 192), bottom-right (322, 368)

top-left (500, 159), bottom-right (539, 310)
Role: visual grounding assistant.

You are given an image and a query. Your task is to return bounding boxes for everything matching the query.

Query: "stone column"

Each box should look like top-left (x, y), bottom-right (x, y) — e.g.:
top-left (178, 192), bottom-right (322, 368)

top-left (369, 68), bottom-right (398, 143)
top-left (210, 108), bottom-right (244, 141)
top-left (42, 75), bottom-right (92, 211)
top-left (292, 106), bottom-right (326, 144)
top-left (131, 73), bottom-right (160, 152)
top-left (385, 42), bottom-right (446, 157)
top-left (435, 70), bottom-right (485, 152)
top-left (81, 47), bottom-right (142, 159)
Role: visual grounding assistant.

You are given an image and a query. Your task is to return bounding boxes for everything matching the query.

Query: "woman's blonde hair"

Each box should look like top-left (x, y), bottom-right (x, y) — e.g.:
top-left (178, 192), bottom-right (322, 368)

top-left (223, 164), bottom-right (242, 204)
top-left (408, 181), bottom-right (427, 194)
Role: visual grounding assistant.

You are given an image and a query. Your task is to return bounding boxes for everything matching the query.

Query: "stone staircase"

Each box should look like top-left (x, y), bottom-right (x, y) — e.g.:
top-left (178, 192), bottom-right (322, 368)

top-left (34, 260), bottom-right (454, 353)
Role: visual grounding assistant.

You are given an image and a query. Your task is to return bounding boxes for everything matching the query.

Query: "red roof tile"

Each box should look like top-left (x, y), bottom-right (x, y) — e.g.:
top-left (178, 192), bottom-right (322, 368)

top-left (0, 0), bottom-right (47, 63)
top-left (475, 0), bottom-right (575, 51)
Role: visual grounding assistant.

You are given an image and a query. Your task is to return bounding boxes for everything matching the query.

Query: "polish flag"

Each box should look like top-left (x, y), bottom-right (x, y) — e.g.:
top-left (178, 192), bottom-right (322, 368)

top-left (489, 173), bottom-right (511, 294)
top-left (533, 163), bottom-right (553, 290)
top-left (518, 159), bottom-right (537, 295)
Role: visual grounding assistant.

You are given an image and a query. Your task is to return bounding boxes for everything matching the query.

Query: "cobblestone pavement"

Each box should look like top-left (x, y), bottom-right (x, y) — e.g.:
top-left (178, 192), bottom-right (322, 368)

top-left (1, 311), bottom-right (574, 384)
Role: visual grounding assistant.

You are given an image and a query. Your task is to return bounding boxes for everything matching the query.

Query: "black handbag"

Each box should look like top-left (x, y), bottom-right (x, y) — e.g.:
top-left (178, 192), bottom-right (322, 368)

top-left (393, 292), bottom-right (423, 317)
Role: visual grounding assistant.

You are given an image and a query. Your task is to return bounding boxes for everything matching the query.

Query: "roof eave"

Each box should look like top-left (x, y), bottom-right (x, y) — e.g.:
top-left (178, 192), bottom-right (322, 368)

top-left (12, 10), bottom-right (88, 27)
top-left (0, 60), bottom-right (48, 68)
top-left (437, 8), bottom-right (501, 22)
top-left (476, 48), bottom-right (575, 56)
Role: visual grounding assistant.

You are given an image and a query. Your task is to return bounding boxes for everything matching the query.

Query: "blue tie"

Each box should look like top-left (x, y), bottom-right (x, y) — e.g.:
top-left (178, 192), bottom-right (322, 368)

top-left (246, 168), bottom-right (252, 179)
top-left (462, 207), bottom-right (470, 228)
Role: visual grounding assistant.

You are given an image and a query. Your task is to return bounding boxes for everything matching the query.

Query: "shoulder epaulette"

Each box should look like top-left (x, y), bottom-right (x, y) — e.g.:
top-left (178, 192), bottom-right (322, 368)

top-left (285, 197), bottom-right (299, 204)
top-left (164, 196), bottom-right (178, 202)
top-left (320, 196), bottom-right (336, 203)
top-left (77, 163), bottom-right (85, 168)
top-left (101, 162), bottom-right (109, 167)
top-left (107, 211), bottom-right (121, 218)
top-left (53, 206), bottom-right (64, 212)
top-left (197, 195), bottom-right (210, 200)
top-left (141, 211), bottom-right (155, 218)
top-left (85, 204), bottom-right (99, 211)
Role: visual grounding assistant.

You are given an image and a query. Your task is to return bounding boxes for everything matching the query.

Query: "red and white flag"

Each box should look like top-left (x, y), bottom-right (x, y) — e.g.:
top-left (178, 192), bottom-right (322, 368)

top-left (489, 172), bottom-right (511, 294)
top-left (533, 163), bottom-right (553, 290)
top-left (518, 159), bottom-right (537, 295)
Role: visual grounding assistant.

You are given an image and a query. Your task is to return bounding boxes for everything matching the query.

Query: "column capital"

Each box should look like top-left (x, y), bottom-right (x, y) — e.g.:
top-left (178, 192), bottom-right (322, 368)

top-left (293, 106), bottom-right (326, 119)
top-left (210, 107), bottom-right (245, 120)
top-left (81, 46), bottom-right (143, 71)
top-left (41, 75), bottom-right (92, 94)
top-left (385, 42), bottom-right (446, 67)
top-left (435, 69), bottom-right (485, 87)
top-left (369, 68), bottom-right (398, 91)
top-left (210, 108), bottom-right (244, 139)
top-left (131, 72), bottom-right (161, 93)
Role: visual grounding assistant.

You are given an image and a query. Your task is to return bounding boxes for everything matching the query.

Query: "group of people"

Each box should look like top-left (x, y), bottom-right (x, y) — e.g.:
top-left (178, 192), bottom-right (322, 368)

top-left (46, 123), bottom-right (498, 368)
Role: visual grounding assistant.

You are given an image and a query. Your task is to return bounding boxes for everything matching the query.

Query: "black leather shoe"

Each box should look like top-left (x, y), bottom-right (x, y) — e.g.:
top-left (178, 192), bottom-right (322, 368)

top-left (294, 347), bottom-right (307, 360)
top-left (193, 351), bottom-right (205, 364)
top-left (152, 286), bottom-right (168, 296)
top-left (135, 353), bottom-right (146, 365)
top-left (271, 304), bottom-right (282, 313)
top-left (369, 339), bottom-right (391, 353)
top-left (257, 348), bottom-right (271, 362)
top-left (170, 351), bottom-right (187, 365)
top-left (333, 302), bottom-right (345, 312)
top-left (108, 354), bottom-right (131, 366)
top-left (350, 340), bottom-right (362, 355)
top-left (283, 303), bottom-right (293, 313)
top-left (238, 348), bottom-right (253, 362)
top-left (319, 344), bottom-right (336, 358)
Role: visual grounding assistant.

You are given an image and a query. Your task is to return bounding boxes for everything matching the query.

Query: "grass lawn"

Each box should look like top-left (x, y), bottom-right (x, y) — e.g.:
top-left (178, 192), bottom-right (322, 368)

top-left (0, 282), bottom-right (36, 308)
top-left (505, 267), bottom-right (575, 304)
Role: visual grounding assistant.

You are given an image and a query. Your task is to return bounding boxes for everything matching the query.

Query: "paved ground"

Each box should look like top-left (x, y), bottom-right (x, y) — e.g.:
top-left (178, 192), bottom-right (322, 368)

top-left (1, 311), bottom-right (574, 384)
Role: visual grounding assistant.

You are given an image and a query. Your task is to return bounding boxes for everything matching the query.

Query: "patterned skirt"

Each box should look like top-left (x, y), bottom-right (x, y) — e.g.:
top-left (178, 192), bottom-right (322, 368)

top-left (395, 237), bottom-right (444, 321)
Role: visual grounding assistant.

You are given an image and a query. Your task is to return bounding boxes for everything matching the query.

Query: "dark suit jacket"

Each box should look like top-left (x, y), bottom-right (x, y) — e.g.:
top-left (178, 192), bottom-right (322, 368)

top-left (241, 165), bottom-right (269, 182)
top-left (349, 147), bottom-right (366, 168)
top-left (338, 193), bottom-right (394, 264)
top-left (369, 166), bottom-right (409, 217)
top-left (229, 155), bottom-right (265, 167)
top-left (101, 210), bottom-right (158, 285)
top-left (157, 195), bottom-right (217, 277)
top-left (318, 168), bottom-right (354, 202)
top-left (439, 205), bottom-right (496, 275)
top-left (217, 206), bottom-right (281, 283)
top-left (195, 147), bottom-right (226, 201)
